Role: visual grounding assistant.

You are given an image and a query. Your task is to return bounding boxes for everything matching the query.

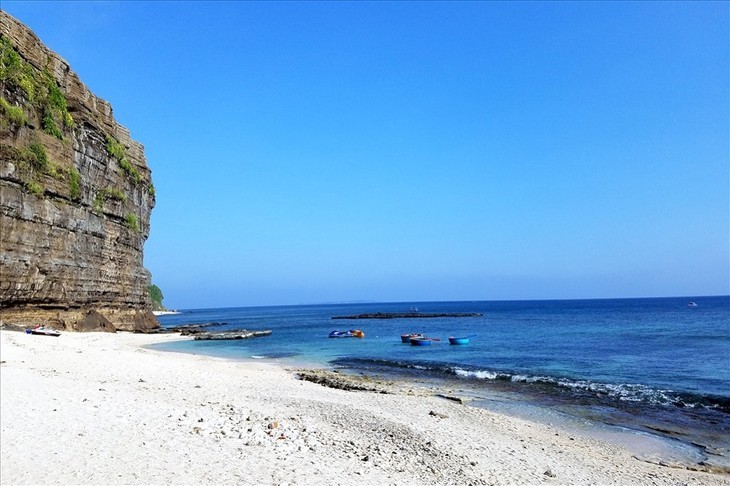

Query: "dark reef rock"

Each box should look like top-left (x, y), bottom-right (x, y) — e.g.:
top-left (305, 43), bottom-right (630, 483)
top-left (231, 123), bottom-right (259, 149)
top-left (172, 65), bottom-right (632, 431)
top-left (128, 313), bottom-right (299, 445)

top-left (295, 369), bottom-right (393, 394)
top-left (192, 330), bottom-right (272, 341)
top-left (164, 322), bottom-right (228, 335)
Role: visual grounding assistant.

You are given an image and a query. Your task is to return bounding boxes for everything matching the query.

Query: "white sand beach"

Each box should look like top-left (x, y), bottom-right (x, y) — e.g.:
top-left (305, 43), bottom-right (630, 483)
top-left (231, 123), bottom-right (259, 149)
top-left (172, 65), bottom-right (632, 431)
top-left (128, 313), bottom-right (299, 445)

top-left (1, 330), bottom-right (727, 485)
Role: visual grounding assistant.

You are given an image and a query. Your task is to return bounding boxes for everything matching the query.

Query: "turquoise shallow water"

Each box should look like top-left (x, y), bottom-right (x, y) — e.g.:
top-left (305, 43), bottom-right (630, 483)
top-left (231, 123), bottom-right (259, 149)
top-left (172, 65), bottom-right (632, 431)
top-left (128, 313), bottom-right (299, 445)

top-left (151, 296), bottom-right (730, 466)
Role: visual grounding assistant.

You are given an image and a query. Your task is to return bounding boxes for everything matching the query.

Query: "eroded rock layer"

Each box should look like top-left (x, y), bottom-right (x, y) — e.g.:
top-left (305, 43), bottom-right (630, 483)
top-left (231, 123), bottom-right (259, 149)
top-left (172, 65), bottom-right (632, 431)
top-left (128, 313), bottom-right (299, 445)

top-left (0, 12), bottom-right (158, 331)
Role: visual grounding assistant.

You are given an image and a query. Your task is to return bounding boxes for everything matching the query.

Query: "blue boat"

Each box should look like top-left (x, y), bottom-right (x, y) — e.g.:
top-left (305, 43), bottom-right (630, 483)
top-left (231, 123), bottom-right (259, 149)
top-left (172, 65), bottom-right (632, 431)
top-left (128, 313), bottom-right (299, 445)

top-left (410, 337), bottom-right (434, 346)
top-left (449, 336), bottom-right (470, 345)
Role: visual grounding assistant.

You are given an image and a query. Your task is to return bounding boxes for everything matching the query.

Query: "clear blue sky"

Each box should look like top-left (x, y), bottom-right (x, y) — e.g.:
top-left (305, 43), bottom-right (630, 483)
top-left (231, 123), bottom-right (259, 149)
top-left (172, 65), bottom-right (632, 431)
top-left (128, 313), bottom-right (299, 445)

top-left (4, 1), bottom-right (728, 308)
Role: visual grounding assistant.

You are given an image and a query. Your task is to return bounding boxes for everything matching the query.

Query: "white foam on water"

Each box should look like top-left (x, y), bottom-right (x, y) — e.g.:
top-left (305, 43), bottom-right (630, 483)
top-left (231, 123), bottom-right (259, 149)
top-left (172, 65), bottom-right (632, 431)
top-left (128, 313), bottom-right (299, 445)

top-left (453, 367), bottom-right (499, 380)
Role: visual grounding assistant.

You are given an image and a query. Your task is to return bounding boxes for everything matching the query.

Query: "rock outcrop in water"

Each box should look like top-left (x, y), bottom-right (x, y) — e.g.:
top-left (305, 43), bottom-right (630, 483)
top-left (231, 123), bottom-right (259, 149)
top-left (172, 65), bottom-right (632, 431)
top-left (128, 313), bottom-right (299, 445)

top-left (0, 12), bottom-right (158, 332)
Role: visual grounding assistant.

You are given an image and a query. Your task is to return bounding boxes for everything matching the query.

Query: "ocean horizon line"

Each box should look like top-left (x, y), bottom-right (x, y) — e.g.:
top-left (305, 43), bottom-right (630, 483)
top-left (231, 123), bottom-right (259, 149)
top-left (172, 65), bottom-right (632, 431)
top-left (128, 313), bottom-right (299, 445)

top-left (167, 294), bottom-right (729, 313)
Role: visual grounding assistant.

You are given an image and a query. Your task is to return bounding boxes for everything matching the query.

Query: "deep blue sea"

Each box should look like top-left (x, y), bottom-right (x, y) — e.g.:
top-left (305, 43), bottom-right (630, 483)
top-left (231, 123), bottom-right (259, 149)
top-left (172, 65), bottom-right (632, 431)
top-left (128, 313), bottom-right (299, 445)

top-left (152, 296), bottom-right (730, 466)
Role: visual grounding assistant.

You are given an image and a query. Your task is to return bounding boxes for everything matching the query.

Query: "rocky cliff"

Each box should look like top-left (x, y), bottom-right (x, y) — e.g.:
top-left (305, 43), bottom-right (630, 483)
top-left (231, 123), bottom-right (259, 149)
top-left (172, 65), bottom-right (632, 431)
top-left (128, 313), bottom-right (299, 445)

top-left (0, 12), bottom-right (158, 332)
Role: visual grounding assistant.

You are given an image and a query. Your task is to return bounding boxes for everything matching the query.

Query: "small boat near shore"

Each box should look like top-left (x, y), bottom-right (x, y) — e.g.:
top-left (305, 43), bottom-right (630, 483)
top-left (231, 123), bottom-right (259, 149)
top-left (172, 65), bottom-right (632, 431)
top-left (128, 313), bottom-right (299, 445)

top-left (448, 336), bottom-right (471, 345)
top-left (25, 325), bottom-right (61, 337)
top-left (410, 337), bottom-right (432, 346)
top-left (687, 302), bottom-right (698, 307)
top-left (410, 336), bottom-right (441, 346)
top-left (329, 329), bottom-right (365, 338)
top-left (401, 333), bottom-right (424, 343)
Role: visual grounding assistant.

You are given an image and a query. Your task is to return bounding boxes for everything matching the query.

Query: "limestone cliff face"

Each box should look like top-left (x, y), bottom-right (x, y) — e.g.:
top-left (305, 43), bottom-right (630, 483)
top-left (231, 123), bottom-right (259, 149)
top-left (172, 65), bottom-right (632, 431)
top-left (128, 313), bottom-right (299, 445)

top-left (0, 12), bottom-right (158, 331)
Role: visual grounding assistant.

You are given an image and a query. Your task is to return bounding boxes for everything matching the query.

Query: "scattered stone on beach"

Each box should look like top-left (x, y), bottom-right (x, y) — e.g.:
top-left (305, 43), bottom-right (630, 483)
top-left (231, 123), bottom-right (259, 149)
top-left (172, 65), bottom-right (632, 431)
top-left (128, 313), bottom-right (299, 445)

top-left (437, 394), bottom-right (466, 404)
top-left (429, 410), bottom-right (448, 419)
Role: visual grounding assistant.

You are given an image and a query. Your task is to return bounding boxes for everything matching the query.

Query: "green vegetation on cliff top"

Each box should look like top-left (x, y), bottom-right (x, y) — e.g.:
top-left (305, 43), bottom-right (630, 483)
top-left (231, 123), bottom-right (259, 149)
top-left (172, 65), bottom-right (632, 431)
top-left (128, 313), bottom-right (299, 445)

top-left (1, 34), bottom-right (81, 199)
top-left (0, 35), bottom-right (74, 140)
top-left (2, 33), bottom-right (153, 220)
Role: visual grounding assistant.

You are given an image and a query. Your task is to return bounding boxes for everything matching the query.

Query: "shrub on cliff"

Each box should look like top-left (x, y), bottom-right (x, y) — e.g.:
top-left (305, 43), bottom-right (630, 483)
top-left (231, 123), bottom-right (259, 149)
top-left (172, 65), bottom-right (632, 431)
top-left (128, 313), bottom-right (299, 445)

top-left (26, 141), bottom-right (49, 172)
top-left (0, 35), bottom-right (74, 140)
top-left (147, 284), bottom-right (166, 311)
top-left (0, 97), bottom-right (28, 126)
top-left (0, 36), bottom-right (35, 100)
top-left (105, 134), bottom-right (141, 184)
top-left (125, 213), bottom-right (139, 232)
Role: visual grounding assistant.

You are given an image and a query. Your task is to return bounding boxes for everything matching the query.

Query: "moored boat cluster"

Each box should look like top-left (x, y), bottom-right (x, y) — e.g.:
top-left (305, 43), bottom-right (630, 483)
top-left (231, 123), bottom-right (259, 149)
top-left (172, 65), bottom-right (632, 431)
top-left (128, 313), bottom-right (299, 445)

top-left (326, 329), bottom-right (474, 346)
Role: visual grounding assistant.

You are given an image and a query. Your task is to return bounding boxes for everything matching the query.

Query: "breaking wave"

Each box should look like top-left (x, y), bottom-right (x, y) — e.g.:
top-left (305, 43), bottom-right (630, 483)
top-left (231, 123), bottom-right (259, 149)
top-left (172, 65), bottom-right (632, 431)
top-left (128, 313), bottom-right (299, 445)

top-left (332, 357), bottom-right (730, 413)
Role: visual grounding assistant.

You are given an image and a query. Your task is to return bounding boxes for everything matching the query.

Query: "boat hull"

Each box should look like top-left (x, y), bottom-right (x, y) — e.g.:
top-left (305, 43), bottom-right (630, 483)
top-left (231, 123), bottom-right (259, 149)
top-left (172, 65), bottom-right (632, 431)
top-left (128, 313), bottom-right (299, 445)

top-left (449, 337), bottom-right (470, 345)
top-left (410, 337), bottom-right (432, 346)
top-left (26, 327), bottom-right (61, 337)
